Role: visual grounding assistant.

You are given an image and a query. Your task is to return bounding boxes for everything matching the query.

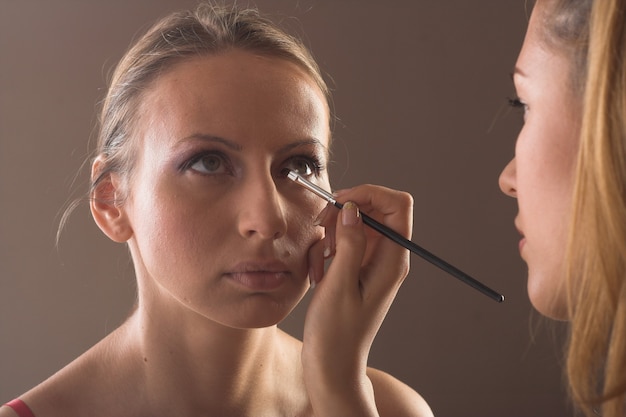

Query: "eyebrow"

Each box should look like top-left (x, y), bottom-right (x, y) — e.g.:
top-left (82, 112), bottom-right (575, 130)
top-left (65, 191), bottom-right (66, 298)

top-left (276, 138), bottom-right (329, 157)
top-left (178, 134), bottom-right (329, 156)
top-left (179, 134), bottom-right (243, 151)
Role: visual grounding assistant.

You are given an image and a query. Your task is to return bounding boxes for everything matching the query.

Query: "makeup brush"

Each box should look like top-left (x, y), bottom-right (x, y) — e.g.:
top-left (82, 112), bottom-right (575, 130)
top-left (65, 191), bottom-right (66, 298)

top-left (287, 170), bottom-right (504, 303)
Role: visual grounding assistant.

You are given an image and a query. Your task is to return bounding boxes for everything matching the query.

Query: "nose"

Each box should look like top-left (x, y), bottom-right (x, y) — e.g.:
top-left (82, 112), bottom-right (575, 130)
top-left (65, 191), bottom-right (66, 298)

top-left (499, 157), bottom-right (517, 198)
top-left (236, 173), bottom-right (288, 240)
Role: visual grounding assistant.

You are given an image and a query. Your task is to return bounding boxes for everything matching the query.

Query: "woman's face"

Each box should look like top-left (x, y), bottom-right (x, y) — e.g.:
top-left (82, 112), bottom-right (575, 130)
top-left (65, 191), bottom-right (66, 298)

top-left (121, 50), bottom-right (330, 328)
top-left (499, 3), bottom-right (582, 320)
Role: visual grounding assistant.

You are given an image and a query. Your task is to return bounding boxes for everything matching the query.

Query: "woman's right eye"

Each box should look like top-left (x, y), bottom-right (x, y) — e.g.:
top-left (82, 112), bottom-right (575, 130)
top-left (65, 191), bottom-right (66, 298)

top-left (186, 152), bottom-right (228, 175)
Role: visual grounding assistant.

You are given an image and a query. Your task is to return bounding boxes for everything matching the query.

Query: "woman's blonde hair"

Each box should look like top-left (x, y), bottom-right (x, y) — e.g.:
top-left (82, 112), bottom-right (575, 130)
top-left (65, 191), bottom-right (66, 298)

top-left (541, 0), bottom-right (626, 415)
top-left (567, 0), bottom-right (626, 415)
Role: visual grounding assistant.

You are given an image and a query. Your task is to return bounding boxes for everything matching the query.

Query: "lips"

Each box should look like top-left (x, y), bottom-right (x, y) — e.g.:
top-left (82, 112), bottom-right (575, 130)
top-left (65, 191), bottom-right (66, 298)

top-left (225, 261), bottom-right (291, 291)
top-left (514, 220), bottom-right (526, 255)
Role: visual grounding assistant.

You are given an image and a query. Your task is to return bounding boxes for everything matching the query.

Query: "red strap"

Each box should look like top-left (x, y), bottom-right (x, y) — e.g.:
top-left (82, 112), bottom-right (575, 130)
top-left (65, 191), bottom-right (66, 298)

top-left (4, 399), bottom-right (36, 417)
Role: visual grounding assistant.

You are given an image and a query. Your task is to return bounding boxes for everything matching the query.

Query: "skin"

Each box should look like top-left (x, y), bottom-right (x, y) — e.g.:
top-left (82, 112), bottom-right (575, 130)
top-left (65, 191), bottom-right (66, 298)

top-left (119, 51), bottom-right (331, 330)
top-left (1, 50), bottom-right (431, 417)
top-left (499, 2), bottom-right (582, 320)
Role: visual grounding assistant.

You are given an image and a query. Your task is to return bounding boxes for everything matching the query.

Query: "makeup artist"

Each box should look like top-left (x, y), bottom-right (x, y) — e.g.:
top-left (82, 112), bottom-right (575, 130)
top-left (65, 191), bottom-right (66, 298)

top-left (499, 0), bottom-right (626, 415)
top-left (0, 3), bottom-right (433, 417)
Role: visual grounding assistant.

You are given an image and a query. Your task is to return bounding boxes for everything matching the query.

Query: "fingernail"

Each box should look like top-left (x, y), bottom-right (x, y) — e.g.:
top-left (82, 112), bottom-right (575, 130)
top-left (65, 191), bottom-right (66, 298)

top-left (313, 203), bottom-right (332, 226)
top-left (333, 188), bottom-right (351, 197)
top-left (341, 201), bottom-right (360, 226)
top-left (323, 246), bottom-right (331, 258)
top-left (308, 265), bottom-right (318, 289)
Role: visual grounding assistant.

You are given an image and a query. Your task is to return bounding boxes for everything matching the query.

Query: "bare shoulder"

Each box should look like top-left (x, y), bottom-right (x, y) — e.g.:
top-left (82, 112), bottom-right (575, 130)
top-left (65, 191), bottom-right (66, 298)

top-left (0, 330), bottom-right (131, 417)
top-left (0, 405), bottom-right (20, 417)
top-left (1, 365), bottom-right (90, 417)
top-left (367, 367), bottom-right (434, 417)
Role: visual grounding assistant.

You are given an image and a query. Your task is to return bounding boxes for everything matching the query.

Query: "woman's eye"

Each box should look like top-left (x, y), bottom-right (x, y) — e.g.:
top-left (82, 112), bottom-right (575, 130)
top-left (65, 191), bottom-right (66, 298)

top-left (188, 153), bottom-right (227, 174)
top-left (285, 157), bottom-right (319, 177)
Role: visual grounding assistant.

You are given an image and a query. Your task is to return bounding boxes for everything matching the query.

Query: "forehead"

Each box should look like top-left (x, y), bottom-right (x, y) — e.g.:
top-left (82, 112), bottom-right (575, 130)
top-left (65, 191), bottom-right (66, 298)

top-left (137, 50), bottom-right (330, 149)
top-left (515, 4), bottom-right (571, 82)
top-left (518, 3), bottom-right (549, 62)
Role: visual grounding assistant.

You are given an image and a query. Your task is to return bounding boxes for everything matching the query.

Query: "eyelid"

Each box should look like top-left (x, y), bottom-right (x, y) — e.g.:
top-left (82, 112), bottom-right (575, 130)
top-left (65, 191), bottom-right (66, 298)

top-left (283, 153), bottom-right (326, 176)
top-left (507, 96), bottom-right (529, 111)
top-left (180, 149), bottom-right (232, 174)
top-left (177, 147), bottom-right (326, 177)
top-left (508, 96), bottom-right (523, 107)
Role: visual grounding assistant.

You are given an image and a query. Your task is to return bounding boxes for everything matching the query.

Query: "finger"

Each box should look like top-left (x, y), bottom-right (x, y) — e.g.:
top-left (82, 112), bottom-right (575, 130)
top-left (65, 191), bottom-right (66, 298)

top-left (323, 201), bottom-right (367, 294)
top-left (308, 237), bottom-right (327, 288)
top-left (336, 185), bottom-right (413, 268)
top-left (334, 186), bottom-right (413, 293)
top-left (334, 185), bottom-right (413, 238)
top-left (317, 203), bottom-right (339, 259)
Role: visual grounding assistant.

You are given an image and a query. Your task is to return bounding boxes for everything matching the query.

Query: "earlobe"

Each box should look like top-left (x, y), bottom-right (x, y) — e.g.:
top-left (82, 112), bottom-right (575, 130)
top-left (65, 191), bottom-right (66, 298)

top-left (90, 157), bottom-right (133, 243)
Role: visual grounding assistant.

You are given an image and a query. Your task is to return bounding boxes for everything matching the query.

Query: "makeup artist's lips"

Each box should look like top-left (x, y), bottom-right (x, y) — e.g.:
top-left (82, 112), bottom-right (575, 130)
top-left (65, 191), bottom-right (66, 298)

top-left (225, 261), bottom-right (291, 291)
top-left (514, 221), bottom-right (526, 255)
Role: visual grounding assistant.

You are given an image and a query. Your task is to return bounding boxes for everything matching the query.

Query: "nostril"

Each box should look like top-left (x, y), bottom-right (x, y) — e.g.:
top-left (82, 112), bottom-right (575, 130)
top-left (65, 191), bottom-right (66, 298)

top-left (498, 159), bottom-right (517, 197)
top-left (237, 192), bottom-right (288, 240)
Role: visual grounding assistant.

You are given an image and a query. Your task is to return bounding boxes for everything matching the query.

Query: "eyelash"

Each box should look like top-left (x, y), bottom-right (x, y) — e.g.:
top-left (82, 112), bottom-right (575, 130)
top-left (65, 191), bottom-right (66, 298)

top-left (180, 150), bottom-right (231, 174)
top-left (282, 154), bottom-right (325, 177)
top-left (507, 96), bottom-right (526, 110)
top-left (180, 151), bottom-right (325, 177)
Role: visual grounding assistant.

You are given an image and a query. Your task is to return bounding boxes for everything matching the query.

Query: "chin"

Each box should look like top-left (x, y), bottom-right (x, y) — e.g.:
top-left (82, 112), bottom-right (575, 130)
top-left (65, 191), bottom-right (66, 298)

top-left (227, 293), bottom-right (302, 329)
top-left (527, 272), bottom-right (569, 321)
top-left (530, 299), bottom-right (569, 321)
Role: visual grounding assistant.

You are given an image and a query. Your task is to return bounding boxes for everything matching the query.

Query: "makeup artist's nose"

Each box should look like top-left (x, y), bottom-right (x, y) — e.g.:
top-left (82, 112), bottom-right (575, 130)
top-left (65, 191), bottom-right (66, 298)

top-left (237, 175), bottom-right (288, 240)
top-left (499, 158), bottom-right (517, 198)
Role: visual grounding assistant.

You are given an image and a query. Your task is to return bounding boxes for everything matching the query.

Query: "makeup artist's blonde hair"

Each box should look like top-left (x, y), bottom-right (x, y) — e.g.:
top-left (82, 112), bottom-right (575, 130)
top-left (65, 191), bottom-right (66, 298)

top-left (540, 0), bottom-right (626, 415)
top-left (91, 2), bottom-right (330, 200)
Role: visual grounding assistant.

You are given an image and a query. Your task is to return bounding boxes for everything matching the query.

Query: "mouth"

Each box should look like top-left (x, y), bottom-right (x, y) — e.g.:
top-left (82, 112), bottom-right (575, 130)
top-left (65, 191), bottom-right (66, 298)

top-left (225, 261), bottom-right (291, 291)
top-left (514, 220), bottom-right (526, 255)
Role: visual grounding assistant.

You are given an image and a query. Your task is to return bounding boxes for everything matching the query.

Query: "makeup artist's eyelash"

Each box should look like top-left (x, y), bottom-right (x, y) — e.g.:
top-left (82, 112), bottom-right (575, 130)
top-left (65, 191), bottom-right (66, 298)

top-left (507, 96), bottom-right (526, 110)
top-left (507, 96), bottom-right (528, 123)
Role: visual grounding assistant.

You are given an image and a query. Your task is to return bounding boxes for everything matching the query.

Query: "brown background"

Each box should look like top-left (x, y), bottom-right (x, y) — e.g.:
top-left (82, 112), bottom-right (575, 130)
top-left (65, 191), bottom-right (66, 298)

top-left (0, 1), bottom-right (570, 416)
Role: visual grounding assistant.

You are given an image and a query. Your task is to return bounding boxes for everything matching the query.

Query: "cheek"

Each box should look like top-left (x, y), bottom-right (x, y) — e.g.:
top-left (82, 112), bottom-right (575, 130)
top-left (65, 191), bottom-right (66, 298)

top-left (288, 200), bottom-right (325, 244)
top-left (284, 194), bottom-right (327, 256)
top-left (515, 125), bottom-right (571, 205)
top-left (127, 177), bottom-right (216, 266)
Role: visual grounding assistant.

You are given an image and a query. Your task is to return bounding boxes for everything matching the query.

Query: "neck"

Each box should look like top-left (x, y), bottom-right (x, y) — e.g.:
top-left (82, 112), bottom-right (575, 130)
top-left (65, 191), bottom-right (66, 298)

top-left (117, 296), bottom-right (296, 416)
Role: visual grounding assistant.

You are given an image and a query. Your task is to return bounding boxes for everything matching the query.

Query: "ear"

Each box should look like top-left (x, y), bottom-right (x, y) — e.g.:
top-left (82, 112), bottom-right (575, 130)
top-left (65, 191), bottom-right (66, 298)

top-left (90, 156), bottom-right (133, 243)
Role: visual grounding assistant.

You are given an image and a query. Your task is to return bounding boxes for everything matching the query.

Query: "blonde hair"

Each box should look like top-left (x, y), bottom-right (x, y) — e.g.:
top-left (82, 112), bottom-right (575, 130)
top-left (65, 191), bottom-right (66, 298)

top-left (566, 0), bottom-right (626, 414)
top-left (539, 0), bottom-right (626, 415)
